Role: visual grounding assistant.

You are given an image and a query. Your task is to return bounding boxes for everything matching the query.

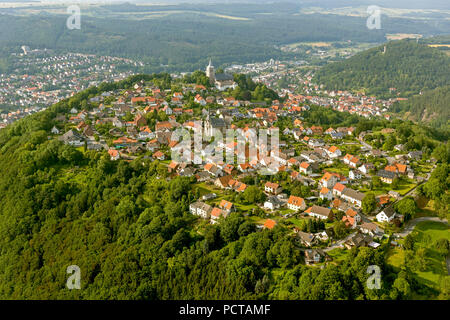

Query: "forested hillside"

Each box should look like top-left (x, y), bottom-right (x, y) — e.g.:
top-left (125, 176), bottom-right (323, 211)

top-left (1, 1), bottom-right (450, 73)
top-left (314, 40), bottom-right (450, 97)
top-left (392, 86), bottom-right (450, 129)
top-left (0, 74), bottom-right (447, 299)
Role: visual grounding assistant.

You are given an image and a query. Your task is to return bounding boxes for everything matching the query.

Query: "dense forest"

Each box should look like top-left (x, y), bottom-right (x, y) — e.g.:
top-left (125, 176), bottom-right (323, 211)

top-left (314, 40), bottom-right (450, 97)
top-left (391, 86), bottom-right (450, 130)
top-left (0, 74), bottom-right (448, 299)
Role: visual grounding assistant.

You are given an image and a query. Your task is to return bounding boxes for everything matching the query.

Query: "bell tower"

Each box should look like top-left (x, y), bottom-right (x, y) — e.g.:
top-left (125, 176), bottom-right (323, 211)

top-left (206, 59), bottom-right (215, 85)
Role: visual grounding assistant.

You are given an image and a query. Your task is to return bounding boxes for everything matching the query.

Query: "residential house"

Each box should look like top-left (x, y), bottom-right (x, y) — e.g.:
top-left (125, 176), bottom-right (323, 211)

top-left (287, 195), bottom-right (306, 212)
top-left (319, 187), bottom-right (333, 201)
top-left (299, 162), bottom-right (312, 175)
top-left (332, 183), bottom-right (346, 197)
top-left (210, 208), bottom-right (227, 224)
top-left (108, 149), bottom-right (120, 161)
top-left (263, 219), bottom-right (277, 230)
top-left (377, 170), bottom-right (396, 184)
top-left (189, 201), bottom-right (213, 219)
top-left (376, 206), bottom-right (397, 223)
top-left (341, 188), bottom-right (365, 207)
top-left (320, 172), bottom-right (338, 189)
top-left (304, 249), bottom-right (330, 265)
top-left (219, 200), bottom-right (235, 214)
top-left (327, 146), bottom-right (341, 158)
top-left (265, 182), bottom-right (282, 195)
top-left (296, 231), bottom-right (317, 247)
top-left (359, 222), bottom-right (384, 237)
top-left (264, 196), bottom-right (283, 211)
top-left (305, 205), bottom-right (333, 220)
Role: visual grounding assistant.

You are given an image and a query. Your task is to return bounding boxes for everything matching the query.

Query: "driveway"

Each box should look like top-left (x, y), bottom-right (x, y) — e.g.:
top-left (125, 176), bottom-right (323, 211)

top-left (393, 217), bottom-right (448, 238)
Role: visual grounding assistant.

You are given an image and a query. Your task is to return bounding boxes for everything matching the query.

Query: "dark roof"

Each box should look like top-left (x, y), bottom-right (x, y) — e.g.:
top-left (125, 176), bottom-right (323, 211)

top-left (209, 117), bottom-right (226, 128)
top-left (214, 73), bottom-right (234, 81)
top-left (377, 169), bottom-right (396, 179)
top-left (381, 206), bottom-right (396, 217)
top-left (60, 129), bottom-right (83, 141)
top-left (342, 188), bottom-right (365, 201)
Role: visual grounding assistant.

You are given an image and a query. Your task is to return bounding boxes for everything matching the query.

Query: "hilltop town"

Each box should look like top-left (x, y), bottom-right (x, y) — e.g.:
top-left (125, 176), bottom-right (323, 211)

top-left (41, 60), bottom-right (441, 266)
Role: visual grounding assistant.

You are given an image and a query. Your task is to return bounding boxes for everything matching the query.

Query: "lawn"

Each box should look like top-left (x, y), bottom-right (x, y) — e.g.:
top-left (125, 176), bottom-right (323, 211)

top-left (359, 178), bottom-right (417, 197)
top-left (386, 221), bottom-right (449, 292)
top-left (415, 197), bottom-right (438, 218)
top-left (327, 248), bottom-right (350, 263)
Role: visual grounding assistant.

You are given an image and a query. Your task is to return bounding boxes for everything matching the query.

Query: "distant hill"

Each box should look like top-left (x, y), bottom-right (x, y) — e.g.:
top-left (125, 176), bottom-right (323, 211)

top-left (314, 40), bottom-right (450, 97)
top-left (392, 86), bottom-right (450, 129)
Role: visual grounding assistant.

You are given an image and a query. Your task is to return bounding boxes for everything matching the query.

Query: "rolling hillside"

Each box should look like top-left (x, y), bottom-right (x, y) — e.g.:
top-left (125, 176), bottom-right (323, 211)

top-left (314, 40), bottom-right (450, 97)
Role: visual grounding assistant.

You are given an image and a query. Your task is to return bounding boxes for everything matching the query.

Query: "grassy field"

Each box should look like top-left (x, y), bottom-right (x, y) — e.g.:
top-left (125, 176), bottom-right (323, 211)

top-left (415, 197), bottom-right (438, 218)
top-left (327, 248), bottom-right (349, 263)
top-left (386, 221), bottom-right (449, 293)
top-left (359, 178), bottom-right (417, 197)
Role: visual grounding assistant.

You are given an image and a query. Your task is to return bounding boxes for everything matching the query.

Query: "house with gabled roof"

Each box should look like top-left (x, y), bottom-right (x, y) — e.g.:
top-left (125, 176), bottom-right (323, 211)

top-left (327, 146), bottom-right (341, 158)
top-left (219, 200), bottom-right (235, 213)
top-left (341, 188), bottom-right (365, 207)
top-left (305, 205), bottom-right (332, 220)
top-left (299, 162), bottom-right (312, 175)
top-left (319, 187), bottom-right (333, 201)
top-left (376, 206), bottom-right (397, 223)
top-left (332, 182), bottom-right (347, 197)
top-left (210, 207), bottom-right (227, 224)
top-left (287, 195), bottom-right (306, 212)
top-left (265, 182), bottom-right (282, 194)
top-left (320, 172), bottom-right (338, 189)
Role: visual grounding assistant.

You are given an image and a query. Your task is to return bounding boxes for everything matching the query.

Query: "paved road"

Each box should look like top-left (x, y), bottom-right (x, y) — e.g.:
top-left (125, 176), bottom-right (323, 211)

top-left (323, 232), bottom-right (356, 252)
top-left (447, 254), bottom-right (450, 276)
top-left (393, 217), bottom-right (448, 238)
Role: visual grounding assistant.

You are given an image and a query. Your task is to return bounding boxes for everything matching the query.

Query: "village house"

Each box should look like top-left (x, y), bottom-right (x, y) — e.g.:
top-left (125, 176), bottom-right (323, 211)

top-left (326, 146), bottom-right (341, 158)
top-left (296, 231), bottom-right (317, 247)
top-left (264, 195), bottom-right (284, 211)
top-left (341, 188), bottom-right (365, 207)
top-left (263, 219), bottom-right (277, 230)
top-left (319, 187), bottom-right (333, 201)
top-left (108, 149), bottom-right (120, 161)
top-left (304, 249), bottom-right (330, 265)
top-left (376, 206), bottom-right (397, 223)
top-left (287, 195), bottom-right (306, 212)
top-left (377, 169), bottom-right (397, 184)
top-left (320, 172), bottom-right (338, 189)
top-left (332, 182), bottom-right (347, 197)
top-left (219, 200), bottom-right (235, 214)
top-left (305, 205), bottom-right (333, 220)
top-left (299, 162), bottom-right (312, 175)
top-left (210, 208), bottom-right (227, 224)
top-left (359, 222), bottom-right (384, 237)
top-left (189, 201), bottom-right (213, 219)
top-left (264, 182), bottom-right (282, 195)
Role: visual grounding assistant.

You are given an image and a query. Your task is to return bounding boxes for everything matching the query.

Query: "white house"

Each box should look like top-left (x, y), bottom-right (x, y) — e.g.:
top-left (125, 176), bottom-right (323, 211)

top-left (319, 187), bottom-right (333, 201)
top-left (190, 201), bottom-right (213, 219)
top-left (305, 205), bottom-right (332, 220)
top-left (264, 196), bottom-right (283, 211)
top-left (376, 206), bottom-right (397, 223)
top-left (287, 195), bottom-right (306, 211)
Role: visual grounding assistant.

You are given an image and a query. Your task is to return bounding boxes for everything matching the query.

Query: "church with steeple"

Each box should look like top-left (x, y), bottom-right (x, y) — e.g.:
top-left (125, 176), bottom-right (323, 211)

top-left (205, 59), bottom-right (237, 91)
top-left (206, 59), bottom-right (215, 85)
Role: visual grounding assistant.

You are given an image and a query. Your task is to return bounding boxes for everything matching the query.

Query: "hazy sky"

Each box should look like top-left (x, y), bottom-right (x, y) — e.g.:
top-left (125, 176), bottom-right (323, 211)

top-left (35, 0), bottom-right (449, 8)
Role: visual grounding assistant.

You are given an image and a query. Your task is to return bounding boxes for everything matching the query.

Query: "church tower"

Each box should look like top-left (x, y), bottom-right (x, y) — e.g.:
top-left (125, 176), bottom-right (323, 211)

top-left (206, 59), bottom-right (215, 85)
